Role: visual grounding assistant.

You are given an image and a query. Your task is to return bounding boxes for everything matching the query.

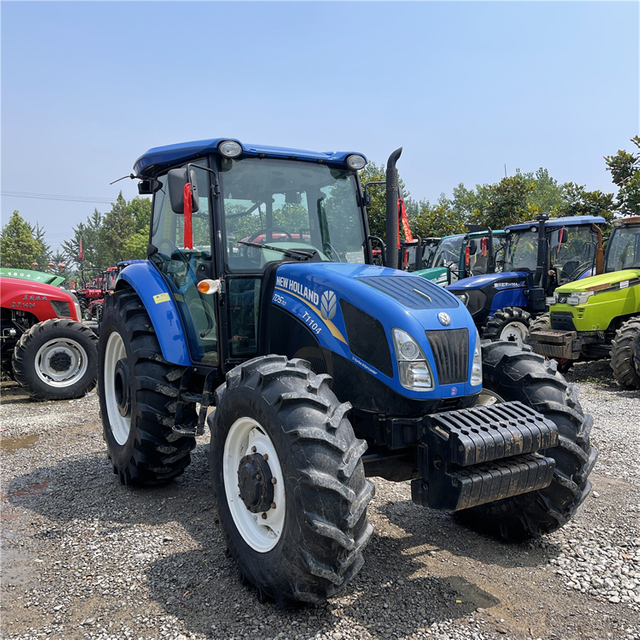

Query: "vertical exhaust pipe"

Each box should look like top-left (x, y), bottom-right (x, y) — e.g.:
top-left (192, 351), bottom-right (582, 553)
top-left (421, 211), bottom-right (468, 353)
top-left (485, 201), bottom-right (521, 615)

top-left (385, 148), bottom-right (403, 269)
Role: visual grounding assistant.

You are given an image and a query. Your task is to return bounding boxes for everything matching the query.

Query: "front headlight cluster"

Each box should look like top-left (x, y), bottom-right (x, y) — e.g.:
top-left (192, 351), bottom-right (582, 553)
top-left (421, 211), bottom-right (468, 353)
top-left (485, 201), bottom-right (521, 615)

top-left (392, 328), bottom-right (434, 391)
top-left (567, 291), bottom-right (594, 306)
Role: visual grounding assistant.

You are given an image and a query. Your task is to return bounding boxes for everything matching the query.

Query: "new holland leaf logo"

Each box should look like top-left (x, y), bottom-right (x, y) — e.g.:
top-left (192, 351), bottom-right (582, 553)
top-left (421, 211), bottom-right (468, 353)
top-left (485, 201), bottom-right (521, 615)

top-left (320, 290), bottom-right (337, 320)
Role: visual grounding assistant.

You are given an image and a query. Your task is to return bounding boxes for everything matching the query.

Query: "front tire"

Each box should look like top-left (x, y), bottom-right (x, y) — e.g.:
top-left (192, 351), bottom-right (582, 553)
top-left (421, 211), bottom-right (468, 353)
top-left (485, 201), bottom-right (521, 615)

top-left (457, 341), bottom-right (597, 541)
top-left (482, 307), bottom-right (532, 347)
top-left (12, 319), bottom-right (98, 400)
top-left (98, 288), bottom-right (196, 485)
top-left (610, 317), bottom-right (640, 389)
top-left (211, 355), bottom-right (374, 605)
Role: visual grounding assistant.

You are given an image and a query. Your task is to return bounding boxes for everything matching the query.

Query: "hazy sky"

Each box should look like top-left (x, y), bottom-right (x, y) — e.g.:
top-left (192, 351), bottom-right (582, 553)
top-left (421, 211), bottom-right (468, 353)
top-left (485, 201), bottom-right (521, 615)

top-left (2, 1), bottom-right (638, 253)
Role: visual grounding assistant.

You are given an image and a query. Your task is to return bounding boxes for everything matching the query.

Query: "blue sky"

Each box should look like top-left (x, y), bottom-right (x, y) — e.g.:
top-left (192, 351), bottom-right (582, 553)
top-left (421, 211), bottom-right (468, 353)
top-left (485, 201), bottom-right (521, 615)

top-left (2, 1), bottom-right (638, 254)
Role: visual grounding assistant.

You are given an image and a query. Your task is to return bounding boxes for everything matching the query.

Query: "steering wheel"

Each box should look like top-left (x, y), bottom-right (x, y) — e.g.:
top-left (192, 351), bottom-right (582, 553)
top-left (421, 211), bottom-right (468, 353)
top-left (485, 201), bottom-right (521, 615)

top-left (247, 228), bottom-right (294, 244)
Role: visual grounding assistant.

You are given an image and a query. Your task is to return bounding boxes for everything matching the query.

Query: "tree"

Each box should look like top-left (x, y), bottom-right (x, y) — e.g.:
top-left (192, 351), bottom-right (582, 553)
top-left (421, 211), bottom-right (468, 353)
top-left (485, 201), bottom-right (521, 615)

top-left (520, 168), bottom-right (565, 215)
top-left (0, 210), bottom-right (42, 268)
top-left (409, 197), bottom-right (467, 238)
top-left (469, 174), bottom-right (536, 229)
top-left (31, 222), bottom-right (52, 271)
top-left (605, 135), bottom-right (640, 216)
top-left (555, 182), bottom-right (615, 227)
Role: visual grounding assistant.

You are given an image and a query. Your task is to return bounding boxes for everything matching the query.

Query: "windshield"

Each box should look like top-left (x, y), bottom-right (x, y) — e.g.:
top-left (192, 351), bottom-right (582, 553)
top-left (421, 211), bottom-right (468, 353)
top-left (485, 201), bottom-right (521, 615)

top-left (220, 157), bottom-right (366, 271)
top-left (605, 225), bottom-right (640, 272)
top-left (430, 237), bottom-right (463, 269)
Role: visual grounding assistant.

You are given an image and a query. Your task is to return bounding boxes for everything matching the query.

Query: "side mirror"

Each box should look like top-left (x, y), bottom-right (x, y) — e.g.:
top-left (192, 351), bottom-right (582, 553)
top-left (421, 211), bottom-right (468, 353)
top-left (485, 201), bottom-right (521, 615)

top-left (168, 167), bottom-right (200, 214)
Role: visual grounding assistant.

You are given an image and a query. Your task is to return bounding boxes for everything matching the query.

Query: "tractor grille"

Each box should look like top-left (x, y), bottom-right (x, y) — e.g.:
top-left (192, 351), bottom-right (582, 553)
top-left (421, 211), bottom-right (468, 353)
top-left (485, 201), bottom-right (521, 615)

top-left (425, 328), bottom-right (469, 384)
top-left (359, 275), bottom-right (458, 309)
top-left (550, 312), bottom-right (577, 331)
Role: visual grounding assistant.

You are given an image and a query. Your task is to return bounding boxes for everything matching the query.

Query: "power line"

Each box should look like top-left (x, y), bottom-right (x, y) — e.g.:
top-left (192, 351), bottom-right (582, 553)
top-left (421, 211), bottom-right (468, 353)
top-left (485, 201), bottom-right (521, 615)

top-left (1, 191), bottom-right (115, 204)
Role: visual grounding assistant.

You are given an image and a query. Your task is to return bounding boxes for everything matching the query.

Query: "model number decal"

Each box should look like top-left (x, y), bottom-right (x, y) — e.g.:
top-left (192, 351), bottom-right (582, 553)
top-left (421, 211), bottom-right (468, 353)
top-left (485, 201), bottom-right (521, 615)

top-left (272, 292), bottom-right (287, 306)
top-left (301, 310), bottom-right (322, 335)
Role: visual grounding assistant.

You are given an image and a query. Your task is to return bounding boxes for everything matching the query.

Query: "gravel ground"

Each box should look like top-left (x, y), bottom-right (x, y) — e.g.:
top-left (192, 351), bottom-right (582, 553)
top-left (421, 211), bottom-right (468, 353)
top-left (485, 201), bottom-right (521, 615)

top-left (1, 359), bottom-right (639, 640)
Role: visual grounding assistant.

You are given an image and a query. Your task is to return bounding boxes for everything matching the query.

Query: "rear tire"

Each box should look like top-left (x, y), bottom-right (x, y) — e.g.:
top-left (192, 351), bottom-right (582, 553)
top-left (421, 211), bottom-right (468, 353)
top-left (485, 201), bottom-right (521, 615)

top-left (456, 341), bottom-right (596, 541)
top-left (98, 288), bottom-right (196, 485)
top-left (482, 307), bottom-right (532, 347)
top-left (610, 317), bottom-right (640, 389)
top-left (12, 319), bottom-right (98, 400)
top-left (211, 355), bottom-right (374, 605)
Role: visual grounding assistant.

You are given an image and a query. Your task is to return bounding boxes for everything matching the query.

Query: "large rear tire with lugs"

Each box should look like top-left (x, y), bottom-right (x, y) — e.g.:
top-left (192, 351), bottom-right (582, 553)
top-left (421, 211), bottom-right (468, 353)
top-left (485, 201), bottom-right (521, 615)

top-left (457, 341), bottom-right (597, 541)
top-left (210, 355), bottom-right (374, 605)
top-left (98, 288), bottom-right (196, 486)
top-left (610, 317), bottom-right (640, 390)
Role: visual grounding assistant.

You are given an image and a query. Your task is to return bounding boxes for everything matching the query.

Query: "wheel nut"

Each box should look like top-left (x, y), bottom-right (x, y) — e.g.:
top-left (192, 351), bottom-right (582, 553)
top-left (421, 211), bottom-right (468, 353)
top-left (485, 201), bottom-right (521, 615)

top-left (251, 446), bottom-right (257, 453)
top-left (270, 502), bottom-right (276, 510)
top-left (263, 453), bottom-right (269, 461)
top-left (261, 512), bottom-right (268, 519)
top-left (271, 478), bottom-right (277, 485)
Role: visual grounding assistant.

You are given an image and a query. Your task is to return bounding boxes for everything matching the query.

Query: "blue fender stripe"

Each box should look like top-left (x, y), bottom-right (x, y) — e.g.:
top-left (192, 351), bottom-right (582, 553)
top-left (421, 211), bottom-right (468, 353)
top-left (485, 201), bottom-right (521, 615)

top-left (117, 261), bottom-right (192, 366)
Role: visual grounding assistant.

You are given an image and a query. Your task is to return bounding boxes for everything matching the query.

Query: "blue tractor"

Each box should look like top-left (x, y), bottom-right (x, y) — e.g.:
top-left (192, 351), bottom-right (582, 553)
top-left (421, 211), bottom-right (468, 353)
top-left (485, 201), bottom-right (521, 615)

top-left (98, 139), bottom-right (596, 605)
top-left (446, 214), bottom-right (605, 346)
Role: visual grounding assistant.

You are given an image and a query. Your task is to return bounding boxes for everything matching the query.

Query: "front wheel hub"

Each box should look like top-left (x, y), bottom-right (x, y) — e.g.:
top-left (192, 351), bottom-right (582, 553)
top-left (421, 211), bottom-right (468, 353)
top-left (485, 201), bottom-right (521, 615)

top-left (114, 358), bottom-right (130, 417)
top-left (237, 453), bottom-right (274, 513)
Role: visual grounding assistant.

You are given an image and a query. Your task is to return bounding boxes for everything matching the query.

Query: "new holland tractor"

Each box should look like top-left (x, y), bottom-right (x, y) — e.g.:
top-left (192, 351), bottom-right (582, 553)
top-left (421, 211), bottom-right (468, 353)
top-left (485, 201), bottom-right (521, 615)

top-left (99, 138), bottom-right (596, 605)
top-left (529, 216), bottom-right (640, 386)
top-left (446, 214), bottom-right (605, 346)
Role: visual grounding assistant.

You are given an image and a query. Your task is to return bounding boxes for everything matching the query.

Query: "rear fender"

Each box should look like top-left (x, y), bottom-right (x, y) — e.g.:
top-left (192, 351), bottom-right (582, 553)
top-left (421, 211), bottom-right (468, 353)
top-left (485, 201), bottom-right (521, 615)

top-left (116, 261), bottom-right (192, 366)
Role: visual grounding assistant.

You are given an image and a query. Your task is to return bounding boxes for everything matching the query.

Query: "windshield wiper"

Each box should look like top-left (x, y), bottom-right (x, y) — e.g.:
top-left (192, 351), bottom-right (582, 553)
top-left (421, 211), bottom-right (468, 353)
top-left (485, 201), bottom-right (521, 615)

top-left (237, 240), bottom-right (318, 262)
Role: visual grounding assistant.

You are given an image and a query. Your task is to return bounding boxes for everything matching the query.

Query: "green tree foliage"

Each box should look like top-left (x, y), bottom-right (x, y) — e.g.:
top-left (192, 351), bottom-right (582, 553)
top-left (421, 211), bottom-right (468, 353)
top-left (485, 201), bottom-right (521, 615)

top-left (554, 183), bottom-right (615, 226)
top-left (605, 135), bottom-right (640, 216)
top-left (62, 194), bottom-right (152, 272)
top-left (31, 222), bottom-right (52, 271)
top-left (469, 174), bottom-right (536, 229)
top-left (409, 197), bottom-right (467, 238)
top-left (0, 210), bottom-right (42, 268)
top-left (519, 168), bottom-right (565, 215)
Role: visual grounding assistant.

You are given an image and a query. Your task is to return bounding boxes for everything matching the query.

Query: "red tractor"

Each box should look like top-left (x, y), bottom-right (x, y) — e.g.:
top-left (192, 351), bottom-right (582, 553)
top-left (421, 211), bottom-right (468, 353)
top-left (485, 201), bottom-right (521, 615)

top-left (1, 276), bottom-right (98, 400)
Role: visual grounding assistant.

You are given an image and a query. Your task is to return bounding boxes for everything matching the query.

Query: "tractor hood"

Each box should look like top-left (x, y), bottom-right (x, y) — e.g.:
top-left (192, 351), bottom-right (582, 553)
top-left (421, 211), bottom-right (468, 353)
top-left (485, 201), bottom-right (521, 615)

top-left (554, 268), bottom-right (640, 295)
top-left (273, 262), bottom-right (481, 400)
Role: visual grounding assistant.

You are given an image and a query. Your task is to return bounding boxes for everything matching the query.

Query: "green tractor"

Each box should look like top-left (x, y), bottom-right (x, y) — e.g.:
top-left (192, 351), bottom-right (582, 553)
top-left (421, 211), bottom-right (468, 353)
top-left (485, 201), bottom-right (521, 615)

top-left (529, 216), bottom-right (640, 387)
top-left (413, 228), bottom-right (505, 287)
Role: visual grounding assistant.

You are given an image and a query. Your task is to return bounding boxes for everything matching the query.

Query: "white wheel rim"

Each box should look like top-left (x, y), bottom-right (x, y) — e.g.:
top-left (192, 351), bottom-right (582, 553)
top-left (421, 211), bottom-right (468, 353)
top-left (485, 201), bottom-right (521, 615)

top-left (223, 417), bottom-right (286, 552)
top-left (476, 389), bottom-right (505, 406)
top-left (499, 321), bottom-right (528, 347)
top-left (103, 331), bottom-right (130, 445)
top-left (34, 338), bottom-right (89, 388)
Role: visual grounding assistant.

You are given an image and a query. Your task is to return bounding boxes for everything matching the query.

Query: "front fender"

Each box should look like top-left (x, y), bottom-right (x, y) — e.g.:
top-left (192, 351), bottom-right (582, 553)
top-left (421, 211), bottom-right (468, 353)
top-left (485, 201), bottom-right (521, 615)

top-left (116, 261), bottom-right (192, 366)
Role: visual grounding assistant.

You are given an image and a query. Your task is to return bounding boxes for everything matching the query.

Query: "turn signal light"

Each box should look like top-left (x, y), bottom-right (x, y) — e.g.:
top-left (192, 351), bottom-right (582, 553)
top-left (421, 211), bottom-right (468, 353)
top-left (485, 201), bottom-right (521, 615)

top-left (197, 279), bottom-right (220, 295)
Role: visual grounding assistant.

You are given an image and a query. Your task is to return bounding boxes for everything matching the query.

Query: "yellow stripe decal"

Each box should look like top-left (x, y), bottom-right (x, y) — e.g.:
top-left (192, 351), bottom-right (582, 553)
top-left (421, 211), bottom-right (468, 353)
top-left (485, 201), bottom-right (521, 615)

top-left (275, 286), bottom-right (347, 344)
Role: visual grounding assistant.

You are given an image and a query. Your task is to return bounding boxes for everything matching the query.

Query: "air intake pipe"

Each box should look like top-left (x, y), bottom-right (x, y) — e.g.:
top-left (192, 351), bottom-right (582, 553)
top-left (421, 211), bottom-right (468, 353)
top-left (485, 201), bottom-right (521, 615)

top-left (385, 148), bottom-right (403, 269)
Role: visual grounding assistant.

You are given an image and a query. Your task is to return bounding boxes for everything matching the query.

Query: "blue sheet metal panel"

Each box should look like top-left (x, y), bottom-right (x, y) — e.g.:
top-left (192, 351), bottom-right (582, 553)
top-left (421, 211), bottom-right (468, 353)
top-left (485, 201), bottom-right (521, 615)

top-left (272, 263), bottom-right (481, 400)
top-left (506, 215), bottom-right (605, 232)
top-left (134, 138), bottom-right (366, 176)
top-left (447, 271), bottom-right (527, 292)
top-left (118, 261), bottom-right (192, 366)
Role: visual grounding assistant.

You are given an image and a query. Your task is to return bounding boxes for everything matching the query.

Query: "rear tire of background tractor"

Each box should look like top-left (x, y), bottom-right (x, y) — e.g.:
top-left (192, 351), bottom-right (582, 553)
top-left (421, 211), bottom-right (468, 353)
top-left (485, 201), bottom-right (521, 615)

top-left (456, 341), bottom-right (596, 541)
top-left (12, 318), bottom-right (98, 401)
top-left (482, 307), bottom-right (532, 347)
top-left (610, 317), bottom-right (640, 390)
top-left (210, 355), bottom-right (374, 605)
top-left (98, 288), bottom-right (196, 486)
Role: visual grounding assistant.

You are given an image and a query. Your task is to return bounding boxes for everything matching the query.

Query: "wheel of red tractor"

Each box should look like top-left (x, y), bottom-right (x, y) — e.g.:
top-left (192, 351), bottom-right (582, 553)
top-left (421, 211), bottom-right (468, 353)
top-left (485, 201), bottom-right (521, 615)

top-left (12, 319), bottom-right (98, 401)
top-left (610, 317), bottom-right (640, 389)
top-left (210, 355), bottom-right (374, 605)
top-left (457, 341), bottom-right (597, 541)
top-left (98, 288), bottom-right (196, 485)
top-left (482, 307), bottom-right (532, 347)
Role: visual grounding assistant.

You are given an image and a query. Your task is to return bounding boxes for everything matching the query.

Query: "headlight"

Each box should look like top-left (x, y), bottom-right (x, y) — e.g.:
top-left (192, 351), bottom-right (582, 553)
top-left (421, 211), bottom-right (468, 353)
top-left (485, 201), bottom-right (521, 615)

top-left (546, 292), bottom-right (558, 306)
top-left (567, 291), bottom-right (594, 306)
top-left (470, 329), bottom-right (482, 386)
top-left (454, 292), bottom-right (469, 306)
top-left (346, 154), bottom-right (367, 170)
top-left (218, 140), bottom-right (242, 158)
top-left (392, 328), bottom-right (434, 390)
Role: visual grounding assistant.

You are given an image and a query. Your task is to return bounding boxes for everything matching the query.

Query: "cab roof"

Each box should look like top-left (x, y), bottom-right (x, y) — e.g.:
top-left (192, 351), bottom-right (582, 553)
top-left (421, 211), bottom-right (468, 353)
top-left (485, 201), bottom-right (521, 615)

top-left (507, 215), bottom-right (605, 232)
top-left (134, 138), bottom-right (366, 177)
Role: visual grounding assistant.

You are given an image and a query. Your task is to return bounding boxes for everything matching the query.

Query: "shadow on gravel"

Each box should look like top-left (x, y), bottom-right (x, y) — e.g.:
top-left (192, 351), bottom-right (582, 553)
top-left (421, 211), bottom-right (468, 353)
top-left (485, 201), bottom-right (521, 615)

top-left (4, 441), bottom-right (550, 638)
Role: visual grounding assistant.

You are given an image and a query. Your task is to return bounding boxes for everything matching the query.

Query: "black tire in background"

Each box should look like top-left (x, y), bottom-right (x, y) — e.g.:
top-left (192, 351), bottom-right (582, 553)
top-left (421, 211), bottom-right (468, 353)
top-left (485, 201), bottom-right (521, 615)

top-left (211, 355), bottom-right (374, 605)
top-left (98, 288), bottom-right (196, 485)
top-left (12, 318), bottom-right (98, 401)
top-left (610, 317), bottom-right (640, 390)
top-left (456, 341), bottom-right (597, 541)
top-left (482, 306), bottom-right (532, 347)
